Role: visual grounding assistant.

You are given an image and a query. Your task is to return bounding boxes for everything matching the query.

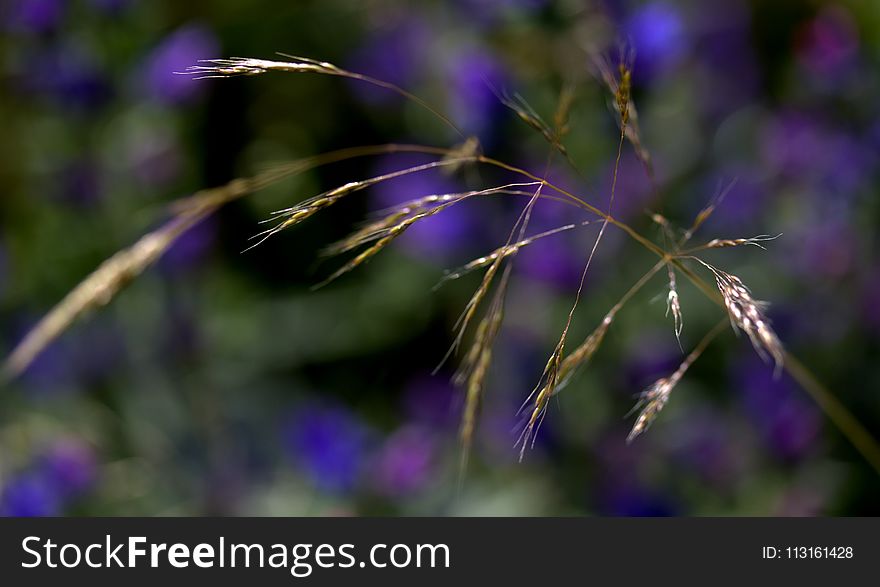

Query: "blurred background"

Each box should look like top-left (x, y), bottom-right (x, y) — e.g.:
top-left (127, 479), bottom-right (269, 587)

top-left (1, 0), bottom-right (879, 516)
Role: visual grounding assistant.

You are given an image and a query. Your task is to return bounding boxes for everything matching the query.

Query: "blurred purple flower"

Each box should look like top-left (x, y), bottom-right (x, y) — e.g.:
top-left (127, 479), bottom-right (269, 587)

top-left (14, 46), bottom-right (111, 112)
top-left (695, 169), bottom-right (768, 234)
top-left (1, 474), bottom-right (60, 517)
top-left (516, 234), bottom-right (584, 290)
top-left (619, 333), bottom-right (681, 392)
top-left (669, 407), bottom-right (746, 487)
top-left (348, 16), bottom-right (429, 105)
top-left (371, 426), bottom-right (437, 496)
top-left (762, 112), bottom-right (823, 178)
top-left (446, 49), bottom-right (508, 143)
top-left (598, 151), bottom-right (655, 221)
top-left (402, 375), bottom-right (459, 430)
top-left (625, 2), bottom-right (687, 81)
top-left (761, 111), bottom-right (871, 197)
top-left (455, 0), bottom-right (548, 27)
top-left (3, 0), bottom-right (65, 33)
top-left (598, 482), bottom-right (678, 516)
top-left (144, 24), bottom-right (218, 105)
top-left (15, 331), bottom-right (77, 393)
top-left (692, 1), bottom-right (759, 118)
top-left (794, 6), bottom-right (858, 77)
top-left (40, 439), bottom-right (98, 498)
top-left (732, 354), bottom-right (822, 461)
top-left (592, 433), bottom-right (677, 514)
top-left (158, 216), bottom-right (216, 275)
top-left (283, 402), bottom-right (372, 493)
top-left (821, 133), bottom-right (872, 195)
top-left (523, 163), bottom-right (582, 232)
top-left (789, 216), bottom-right (857, 280)
top-left (770, 285), bottom-right (852, 348)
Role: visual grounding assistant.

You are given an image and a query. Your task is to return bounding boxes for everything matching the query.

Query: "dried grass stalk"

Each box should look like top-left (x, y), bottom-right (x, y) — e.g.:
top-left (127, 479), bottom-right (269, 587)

top-left (4, 214), bottom-right (200, 378)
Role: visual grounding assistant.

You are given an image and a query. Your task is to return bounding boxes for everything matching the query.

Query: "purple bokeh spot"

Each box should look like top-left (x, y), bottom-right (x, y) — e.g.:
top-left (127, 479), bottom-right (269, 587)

top-left (795, 6), bottom-right (858, 77)
top-left (402, 375), bottom-right (459, 430)
top-left (1, 474), bottom-right (61, 517)
top-left (159, 216), bottom-right (217, 275)
top-left (40, 439), bottom-right (98, 498)
top-left (516, 234), bottom-right (584, 290)
top-left (454, 0), bottom-right (548, 27)
top-left (283, 402), bottom-right (372, 493)
top-left (144, 24), bottom-right (218, 105)
top-left (14, 47), bottom-right (111, 113)
top-left (3, 0), bottom-right (65, 34)
top-left (625, 2), bottom-right (687, 80)
top-left (620, 335), bottom-right (681, 392)
top-left (597, 151), bottom-right (655, 221)
top-left (732, 354), bottom-right (822, 460)
top-left (371, 426), bottom-right (436, 496)
top-left (446, 49), bottom-right (508, 144)
top-left (347, 16), bottom-right (429, 105)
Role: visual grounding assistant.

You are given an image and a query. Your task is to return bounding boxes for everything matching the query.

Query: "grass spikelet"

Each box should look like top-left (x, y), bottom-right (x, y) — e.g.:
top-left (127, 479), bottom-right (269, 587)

top-left (666, 267), bottom-right (683, 346)
top-left (691, 258), bottom-right (784, 372)
top-left (701, 234), bottom-right (782, 250)
top-left (517, 52), bottom-right (634, 457)
top-left (184, 54), bottom-right (465, 138)
top-left (7, 49), bottom-right (880, 479)
top-left (182, 56), bottom-right (342, 78)
top-left (682, 179), bottom-right (737, 242)
top-left (247, 157), bottom-right (477, 250)
top-left (498, 91), bottom-right (571, 159)
top-left (556, 312), bottom-right (613, 388)
top-left (315, 197), bottom-right (464, 287)
top-left (451, 253), bottom-right (502, 353)
top-left (592, 46), bottom-right (654, 184)
top-left (517, 258), bottom-right (668, 454)
top-left (437, 222), bottom-right (591, 287)
top-left (317, 183), bottom-right (542, 287)
top-left (627, 320), bottom-right (727, 442)
top-left (443, 136), bottom-right (482, 174)
top-left (328, 185), bottom-right (553, 258)
top-left (650, 211), bottom-right (685, 346)
top-left (626, 376), bottom-right (675, 443)
top-left (456, 286), bottom-right (506, 476)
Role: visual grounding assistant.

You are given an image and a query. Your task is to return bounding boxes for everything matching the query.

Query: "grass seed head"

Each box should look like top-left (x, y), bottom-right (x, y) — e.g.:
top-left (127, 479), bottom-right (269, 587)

top-left (713, 268), bottom-right (784, 371)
